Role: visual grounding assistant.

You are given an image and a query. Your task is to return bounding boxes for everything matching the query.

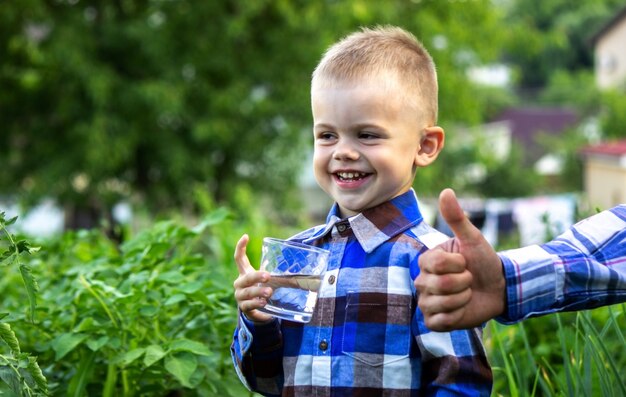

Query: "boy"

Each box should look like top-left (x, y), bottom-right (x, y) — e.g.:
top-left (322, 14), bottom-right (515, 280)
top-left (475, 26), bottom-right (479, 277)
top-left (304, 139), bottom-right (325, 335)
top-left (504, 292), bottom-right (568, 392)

top-left (231, 26), bottom-right (492, 396)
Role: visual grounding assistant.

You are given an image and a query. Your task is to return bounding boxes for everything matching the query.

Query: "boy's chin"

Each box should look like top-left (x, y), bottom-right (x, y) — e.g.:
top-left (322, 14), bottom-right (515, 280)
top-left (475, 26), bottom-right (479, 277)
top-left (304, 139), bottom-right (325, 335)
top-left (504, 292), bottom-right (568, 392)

top-left (337, 201), bottom-right (376, 218)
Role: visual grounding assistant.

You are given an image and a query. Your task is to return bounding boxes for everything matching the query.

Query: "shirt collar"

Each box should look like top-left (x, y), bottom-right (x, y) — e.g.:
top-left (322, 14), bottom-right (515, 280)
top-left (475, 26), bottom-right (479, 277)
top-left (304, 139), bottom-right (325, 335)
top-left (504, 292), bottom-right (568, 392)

top-left (304, 189), bottom-right (424, 253)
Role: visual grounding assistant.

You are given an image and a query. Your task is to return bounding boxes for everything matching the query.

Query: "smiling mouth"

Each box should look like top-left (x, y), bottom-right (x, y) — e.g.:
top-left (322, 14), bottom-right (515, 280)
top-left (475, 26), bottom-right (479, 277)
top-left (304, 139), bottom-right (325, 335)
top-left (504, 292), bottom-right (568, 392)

top-left (336, 171), bottom-right (369, 181)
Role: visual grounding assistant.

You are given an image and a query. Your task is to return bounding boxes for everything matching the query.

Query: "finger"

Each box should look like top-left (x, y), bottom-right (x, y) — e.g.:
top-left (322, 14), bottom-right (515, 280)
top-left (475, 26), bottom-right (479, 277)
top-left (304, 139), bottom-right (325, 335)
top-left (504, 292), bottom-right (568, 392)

top-left (439, 188), bottom-right (481, 243)
top-left (233, 271), bottom-right (270, 290)
top-left (416, 270), bottom-right (472, 296)
top-left (418, 288), bottom-right (472, 315)
top-left (234, 234), bottom-right (254, 276)
top-left (234, 283), bottom-right (272, 302)
top-left (419, 249), bottom-right (466, 275)
top-left (239, 296), bottom-right (268, 312)
top-left (423, 308), bottom-right (467, 332)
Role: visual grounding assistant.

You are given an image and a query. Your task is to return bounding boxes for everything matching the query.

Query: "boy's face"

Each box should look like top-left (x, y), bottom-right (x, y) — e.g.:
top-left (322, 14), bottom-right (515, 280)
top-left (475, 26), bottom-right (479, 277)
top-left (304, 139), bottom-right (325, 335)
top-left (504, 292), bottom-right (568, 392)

top-left (311, 78), bottom-right (443, 218)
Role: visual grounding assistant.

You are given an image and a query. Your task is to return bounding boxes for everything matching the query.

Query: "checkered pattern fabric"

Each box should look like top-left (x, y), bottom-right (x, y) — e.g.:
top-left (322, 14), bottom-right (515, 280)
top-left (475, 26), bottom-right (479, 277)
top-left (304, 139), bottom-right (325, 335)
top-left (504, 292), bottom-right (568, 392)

top-left (231, 190), bottom-right (492, 396)
top-left (498, 204), bottom-right (626, 324)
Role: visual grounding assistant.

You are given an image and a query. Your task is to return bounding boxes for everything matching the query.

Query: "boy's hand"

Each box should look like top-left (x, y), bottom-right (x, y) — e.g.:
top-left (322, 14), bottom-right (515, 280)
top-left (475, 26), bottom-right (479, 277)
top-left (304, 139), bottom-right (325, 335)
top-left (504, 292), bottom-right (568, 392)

top-left (233, 234), bottom-right (275, 323)
top-left (415, 189), bottom-right (506, 331)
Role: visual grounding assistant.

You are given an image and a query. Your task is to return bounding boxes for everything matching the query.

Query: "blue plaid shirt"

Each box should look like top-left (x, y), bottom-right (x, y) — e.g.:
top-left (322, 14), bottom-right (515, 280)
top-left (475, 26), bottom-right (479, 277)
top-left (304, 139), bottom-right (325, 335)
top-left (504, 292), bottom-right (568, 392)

top-left (498, 204), bottom-right (626, 323)
top-left (231, 190), bottom-right (492, 396)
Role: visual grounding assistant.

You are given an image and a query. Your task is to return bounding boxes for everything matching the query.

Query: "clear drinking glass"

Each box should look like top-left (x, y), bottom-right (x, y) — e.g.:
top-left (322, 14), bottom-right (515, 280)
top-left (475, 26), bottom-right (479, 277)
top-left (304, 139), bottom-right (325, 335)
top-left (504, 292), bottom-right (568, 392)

top-left (257, 238), bottom-right (330, 323)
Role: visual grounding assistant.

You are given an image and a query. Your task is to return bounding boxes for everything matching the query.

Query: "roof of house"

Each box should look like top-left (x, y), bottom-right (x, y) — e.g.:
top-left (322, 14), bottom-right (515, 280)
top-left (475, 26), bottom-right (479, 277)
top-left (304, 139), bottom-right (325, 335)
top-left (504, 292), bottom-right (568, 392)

top-left (581, 139), bottom-right (626, 157)
top-left (493, 107), bottom-right (578, 163)
top-left (590, 5), bottom-right (626, 46)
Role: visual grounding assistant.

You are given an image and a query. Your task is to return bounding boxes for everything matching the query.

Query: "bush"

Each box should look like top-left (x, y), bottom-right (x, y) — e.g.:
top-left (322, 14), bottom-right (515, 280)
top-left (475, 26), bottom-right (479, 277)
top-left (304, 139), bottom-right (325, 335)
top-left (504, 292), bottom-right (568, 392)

top-left (1, 212), bottom-right (47, 396)
top-left (1, 208), bottom-right (258, 396)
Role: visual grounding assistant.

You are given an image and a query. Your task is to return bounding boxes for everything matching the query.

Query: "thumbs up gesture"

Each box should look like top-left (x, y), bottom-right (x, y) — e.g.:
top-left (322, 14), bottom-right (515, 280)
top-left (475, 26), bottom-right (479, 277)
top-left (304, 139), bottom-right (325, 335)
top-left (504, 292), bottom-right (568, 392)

top-left (415, 189), bottom-right (506, 331)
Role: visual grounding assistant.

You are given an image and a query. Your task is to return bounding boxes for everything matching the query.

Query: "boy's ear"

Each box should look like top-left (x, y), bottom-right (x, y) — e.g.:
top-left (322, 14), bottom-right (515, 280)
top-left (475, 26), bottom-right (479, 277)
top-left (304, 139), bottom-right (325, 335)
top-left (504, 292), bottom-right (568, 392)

top-left (414, 126), bottom-right (445, 167)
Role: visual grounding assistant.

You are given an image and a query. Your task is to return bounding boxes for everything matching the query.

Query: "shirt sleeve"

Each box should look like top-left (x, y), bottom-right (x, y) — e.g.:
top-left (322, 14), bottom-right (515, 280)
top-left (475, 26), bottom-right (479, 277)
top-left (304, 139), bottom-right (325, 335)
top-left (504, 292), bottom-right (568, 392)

top-left (497, 205), bottom-right (626, 324)
top-left (230, 312), bottom-right (284, 396)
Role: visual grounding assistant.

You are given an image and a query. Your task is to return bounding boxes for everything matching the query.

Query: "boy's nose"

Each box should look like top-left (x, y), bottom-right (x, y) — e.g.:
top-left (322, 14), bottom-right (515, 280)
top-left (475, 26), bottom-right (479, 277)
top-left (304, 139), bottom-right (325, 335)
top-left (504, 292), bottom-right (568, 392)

top-left (333, 140), bottom-right (360, 161)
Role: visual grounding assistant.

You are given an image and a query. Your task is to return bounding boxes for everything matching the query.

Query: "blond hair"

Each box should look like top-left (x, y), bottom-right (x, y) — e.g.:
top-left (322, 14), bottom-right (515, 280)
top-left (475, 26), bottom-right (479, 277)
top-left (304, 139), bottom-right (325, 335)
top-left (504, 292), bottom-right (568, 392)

top-left (312, 26), bottom-right (438, 125)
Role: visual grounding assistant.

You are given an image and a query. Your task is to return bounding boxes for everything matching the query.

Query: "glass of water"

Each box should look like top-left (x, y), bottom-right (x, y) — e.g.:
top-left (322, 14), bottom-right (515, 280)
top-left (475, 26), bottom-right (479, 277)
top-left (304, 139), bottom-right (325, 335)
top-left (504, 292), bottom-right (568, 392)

top-left (258, 238), bottom-right (330, 323)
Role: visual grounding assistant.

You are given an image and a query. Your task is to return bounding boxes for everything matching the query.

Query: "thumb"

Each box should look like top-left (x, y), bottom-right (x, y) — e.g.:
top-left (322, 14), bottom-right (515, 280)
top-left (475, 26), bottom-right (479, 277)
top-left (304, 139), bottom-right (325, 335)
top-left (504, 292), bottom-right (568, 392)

top-left (439, 188), bottom-right (479, 243)
top-left (234, 234), bottom-right (254, 276)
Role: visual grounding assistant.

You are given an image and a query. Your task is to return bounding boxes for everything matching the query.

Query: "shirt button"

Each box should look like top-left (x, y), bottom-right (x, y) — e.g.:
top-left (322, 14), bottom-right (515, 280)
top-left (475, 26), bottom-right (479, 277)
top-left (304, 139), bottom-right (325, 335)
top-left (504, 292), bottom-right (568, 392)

top-left (328, 275), bottom-right (336, 285)
top-left (319, 340), bottom-right (328, 351)
top-left (337, 224), bottom-right (347, 232)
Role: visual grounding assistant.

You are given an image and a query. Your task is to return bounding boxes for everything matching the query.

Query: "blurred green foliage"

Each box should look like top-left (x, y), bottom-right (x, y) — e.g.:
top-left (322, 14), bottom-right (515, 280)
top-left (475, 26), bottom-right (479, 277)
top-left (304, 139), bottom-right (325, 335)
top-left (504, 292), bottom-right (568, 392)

top-left (1, 0), bottom-right (513, 220)
top-left (1, 202), bottom-right (284, 396)
top-left (3, 0), bottom-right (626, 220)
top-left (502, 0), bottom-right (626, 88)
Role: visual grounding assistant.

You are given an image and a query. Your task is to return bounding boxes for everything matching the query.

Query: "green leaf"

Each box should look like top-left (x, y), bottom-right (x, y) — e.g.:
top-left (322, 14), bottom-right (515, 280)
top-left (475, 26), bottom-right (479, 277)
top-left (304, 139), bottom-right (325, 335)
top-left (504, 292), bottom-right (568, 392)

top-left (157, 270), bottom-right (186, 284)
top-left (191, 207), bottom-right (230, 233)
top-left (189, 291), bottom-right (213, 306)
top-left (178, 281), bottom-right (203, 294)
top-left (164, 352), bottom-right (198, 388)
top-left (147, 242), bottom-right (170, 258)
top-left (164, 294), bottom-right (186, 306)
top-left (15, 239), bottom-right (39, 254)
top-left (52, 333), bottom-right (89, 360)
top-left (143, 344), bottom-right (167, 367)
top-left (0, 366), bottom-right (22, 395)
top-left (138, 305), bottom-right (159, 317)
top-left (0, 252), bottom-right (16, 266)
top-left (0, 322), bottom-right (21, 355)
top-left (4, 215), bottom-right (18, 226)
top-left (86, 336), bottom-right (109, 352)
top-left (74, 317), bottom-right (96, 332)
top-left (19, 264), bottom-right (39, 322)
top-left (115, 348), bottom-right (145, 366)
top-left (169, 339), bottom-right (211, 356)
top-left (87, 278), bottom-right (129, 298)
top-left (27, 356), bottom-right (48, 393)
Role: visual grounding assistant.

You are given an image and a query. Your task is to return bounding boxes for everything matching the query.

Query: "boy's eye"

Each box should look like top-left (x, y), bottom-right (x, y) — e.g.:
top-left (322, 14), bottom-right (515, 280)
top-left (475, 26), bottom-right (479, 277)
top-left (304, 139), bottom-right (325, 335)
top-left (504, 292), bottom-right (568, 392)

top-left (359, 132), bottom-right (378, 140)
top-left (317, 132), bottom-right (336, 140)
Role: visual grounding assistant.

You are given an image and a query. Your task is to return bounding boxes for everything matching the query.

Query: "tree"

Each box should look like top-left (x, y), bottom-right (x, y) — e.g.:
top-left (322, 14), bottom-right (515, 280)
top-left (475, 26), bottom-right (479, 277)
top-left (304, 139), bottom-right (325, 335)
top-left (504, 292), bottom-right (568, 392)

top-left (0, 0), bottom-right (508, 227)
top-left (501, 0), bottom-right (625, 90)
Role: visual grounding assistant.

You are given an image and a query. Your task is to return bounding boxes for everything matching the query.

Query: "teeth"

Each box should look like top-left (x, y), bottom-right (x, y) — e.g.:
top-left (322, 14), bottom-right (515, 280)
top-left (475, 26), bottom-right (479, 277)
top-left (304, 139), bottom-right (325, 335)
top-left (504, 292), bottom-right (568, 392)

top-left (337, 172), bottom-right (366, 180)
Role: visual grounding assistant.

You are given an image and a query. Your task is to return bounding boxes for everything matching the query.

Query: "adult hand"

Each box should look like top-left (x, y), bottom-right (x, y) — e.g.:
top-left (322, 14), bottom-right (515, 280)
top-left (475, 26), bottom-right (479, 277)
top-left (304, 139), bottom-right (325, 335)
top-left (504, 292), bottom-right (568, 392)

top-left (233, 234), bottom-right (275, 323)
top-left (415, 189), bottom-right (506, 331)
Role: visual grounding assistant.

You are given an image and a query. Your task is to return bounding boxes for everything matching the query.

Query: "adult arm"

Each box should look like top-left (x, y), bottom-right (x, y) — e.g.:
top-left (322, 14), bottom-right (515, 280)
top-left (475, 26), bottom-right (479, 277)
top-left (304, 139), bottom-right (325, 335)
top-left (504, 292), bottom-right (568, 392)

top-left (416, 189), bottom-right (626, 330)
top-left (499, 204), bottom-right (626, 323)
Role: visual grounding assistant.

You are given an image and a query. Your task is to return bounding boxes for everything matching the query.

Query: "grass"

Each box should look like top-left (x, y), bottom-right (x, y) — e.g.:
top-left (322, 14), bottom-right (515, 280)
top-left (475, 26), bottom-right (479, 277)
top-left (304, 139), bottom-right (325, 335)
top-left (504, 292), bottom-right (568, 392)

top-left (488, 304), bottom-right (626, 396)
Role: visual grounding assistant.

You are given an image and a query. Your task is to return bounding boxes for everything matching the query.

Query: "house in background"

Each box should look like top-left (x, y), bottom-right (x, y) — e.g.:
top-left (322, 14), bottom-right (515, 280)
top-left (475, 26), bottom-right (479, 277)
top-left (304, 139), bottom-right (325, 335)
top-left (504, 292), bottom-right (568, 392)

top-left (592, 5), bottom-right (626, 90)
top-left (491, 107), bottom-right (579, 172)
top-left (580, 140), bottom-right (626, 210)
top-left (461, 106), bottom-right (579, 179)
top-left (582, 6), bottom-right (626, 210)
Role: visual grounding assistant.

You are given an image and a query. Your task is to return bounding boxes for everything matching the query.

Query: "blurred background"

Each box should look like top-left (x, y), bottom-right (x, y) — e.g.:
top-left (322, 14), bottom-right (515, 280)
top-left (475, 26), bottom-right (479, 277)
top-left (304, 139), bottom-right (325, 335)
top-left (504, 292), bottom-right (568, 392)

top-left (2, 0), bottom-right (626, 241)
top-left (2, 0), bottom-right (626, 395)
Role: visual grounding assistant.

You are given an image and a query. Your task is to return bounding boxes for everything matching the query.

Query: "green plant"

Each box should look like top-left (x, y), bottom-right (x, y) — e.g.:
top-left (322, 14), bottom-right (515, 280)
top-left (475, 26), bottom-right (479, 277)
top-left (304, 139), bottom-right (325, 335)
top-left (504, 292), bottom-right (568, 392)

top-left (0, 212), bottom-right (48, 396)
top-left (488, 305), bottom-right (626, 396)
top-left (2, 208), bottom-right (261, 396)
